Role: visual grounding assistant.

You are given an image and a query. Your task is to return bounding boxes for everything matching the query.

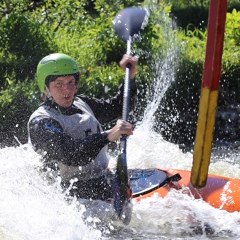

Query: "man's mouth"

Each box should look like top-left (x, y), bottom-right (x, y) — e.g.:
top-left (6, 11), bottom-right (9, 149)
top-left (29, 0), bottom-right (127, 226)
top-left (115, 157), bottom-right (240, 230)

top-left (63, 95), bottom-right (70, 99)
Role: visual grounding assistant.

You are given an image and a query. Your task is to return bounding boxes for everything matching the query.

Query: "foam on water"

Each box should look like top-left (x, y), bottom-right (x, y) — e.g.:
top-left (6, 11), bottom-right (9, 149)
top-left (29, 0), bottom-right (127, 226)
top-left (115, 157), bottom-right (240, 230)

top-left (124, 127), bottom-right (240, 239)
top-left (126, 125), bottom-right (193, 170)
top-left (0, 145), bottom-right (103, 240)
top-left (1, 128), bottom-right (240, 239)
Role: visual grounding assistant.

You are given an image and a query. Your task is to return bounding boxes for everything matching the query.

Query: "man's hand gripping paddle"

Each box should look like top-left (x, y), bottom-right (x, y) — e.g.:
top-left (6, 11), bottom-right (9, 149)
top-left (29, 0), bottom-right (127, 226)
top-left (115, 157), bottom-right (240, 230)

top-left (112, 7), bottom-right (148, 225)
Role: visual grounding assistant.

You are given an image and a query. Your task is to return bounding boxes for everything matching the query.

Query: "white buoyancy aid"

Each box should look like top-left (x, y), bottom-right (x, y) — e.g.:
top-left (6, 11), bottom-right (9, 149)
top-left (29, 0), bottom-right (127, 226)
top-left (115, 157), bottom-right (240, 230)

top-left (28, 97), bottom-right (109, 182)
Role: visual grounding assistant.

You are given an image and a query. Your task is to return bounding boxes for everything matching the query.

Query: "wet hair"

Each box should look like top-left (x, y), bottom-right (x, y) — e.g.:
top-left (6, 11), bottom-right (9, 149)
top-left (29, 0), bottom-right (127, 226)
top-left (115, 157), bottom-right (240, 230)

top-left (45, 72), bottom-right (80, 88)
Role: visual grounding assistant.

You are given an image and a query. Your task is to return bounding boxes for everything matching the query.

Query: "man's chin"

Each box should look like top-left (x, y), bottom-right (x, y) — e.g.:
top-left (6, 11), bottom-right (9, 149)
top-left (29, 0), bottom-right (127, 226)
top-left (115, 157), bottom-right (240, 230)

top-left (61, 99), bottom-right (73, 108)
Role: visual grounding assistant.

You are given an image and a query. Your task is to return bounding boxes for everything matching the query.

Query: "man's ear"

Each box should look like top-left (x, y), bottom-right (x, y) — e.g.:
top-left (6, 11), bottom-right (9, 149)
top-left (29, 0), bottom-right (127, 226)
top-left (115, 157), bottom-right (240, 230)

top-left (75, 85), bottom-right (78, 94)
top-left (45, 86), bottom-right (52, 97)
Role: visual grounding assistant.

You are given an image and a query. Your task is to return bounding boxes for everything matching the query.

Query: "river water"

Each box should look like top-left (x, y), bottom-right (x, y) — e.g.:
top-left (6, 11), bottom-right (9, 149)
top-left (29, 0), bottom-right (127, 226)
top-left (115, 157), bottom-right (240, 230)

top-left (1, 74), bottom-right (240, 239)
top-left (1, 124), bottom-right (240, 240)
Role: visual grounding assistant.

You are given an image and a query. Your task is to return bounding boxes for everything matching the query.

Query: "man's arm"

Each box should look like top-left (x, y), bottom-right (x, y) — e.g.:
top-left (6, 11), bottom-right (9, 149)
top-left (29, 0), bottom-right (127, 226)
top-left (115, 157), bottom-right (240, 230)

top-left (29, 117), bottom-right (109, 166)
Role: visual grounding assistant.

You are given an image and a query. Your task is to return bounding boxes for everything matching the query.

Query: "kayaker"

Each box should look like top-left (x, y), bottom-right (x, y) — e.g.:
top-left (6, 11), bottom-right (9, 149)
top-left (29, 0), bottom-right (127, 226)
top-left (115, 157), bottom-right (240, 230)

top-left (27, 53), bottom-right (138, 201)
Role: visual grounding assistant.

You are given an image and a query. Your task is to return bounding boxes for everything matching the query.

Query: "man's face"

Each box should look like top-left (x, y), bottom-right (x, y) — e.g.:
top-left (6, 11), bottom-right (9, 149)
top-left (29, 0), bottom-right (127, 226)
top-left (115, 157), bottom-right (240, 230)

top-left (47, 75), bottom-right (77, 108)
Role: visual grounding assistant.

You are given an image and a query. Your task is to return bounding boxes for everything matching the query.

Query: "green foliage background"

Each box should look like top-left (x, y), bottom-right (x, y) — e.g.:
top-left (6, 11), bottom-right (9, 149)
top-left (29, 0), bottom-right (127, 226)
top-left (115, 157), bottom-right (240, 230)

top-left (0, 0), bottom-right (240, 147)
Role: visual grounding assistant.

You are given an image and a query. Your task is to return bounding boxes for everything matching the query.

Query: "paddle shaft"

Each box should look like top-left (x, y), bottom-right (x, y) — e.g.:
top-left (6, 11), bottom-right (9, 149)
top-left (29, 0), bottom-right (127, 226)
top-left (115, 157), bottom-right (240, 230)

top-left (122, 37), bottom-right (132, 121)
top-left (118, 36), bottom-right (132, 197)
top-left (113, 37), bottom-right (133, 225)
top-left (191, 0), bottom-right (227, 189)
top-left (121, 36), bottom-right (132, 152)
top-left (112, 7), bottom-right (148, 224)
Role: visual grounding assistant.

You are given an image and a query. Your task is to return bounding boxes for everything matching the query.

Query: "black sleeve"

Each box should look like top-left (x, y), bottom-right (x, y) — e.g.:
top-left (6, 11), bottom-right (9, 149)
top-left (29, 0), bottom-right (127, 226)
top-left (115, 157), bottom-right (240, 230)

top-left (29, 117), bottom-right (109, 166)
top-left (78, 79), bottom-right (137, 125)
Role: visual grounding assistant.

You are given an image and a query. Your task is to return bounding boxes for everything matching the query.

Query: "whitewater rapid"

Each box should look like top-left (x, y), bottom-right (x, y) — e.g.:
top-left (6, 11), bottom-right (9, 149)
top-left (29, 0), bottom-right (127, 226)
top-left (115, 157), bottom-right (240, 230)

top-left (0, 125), bottom-right (240, 240)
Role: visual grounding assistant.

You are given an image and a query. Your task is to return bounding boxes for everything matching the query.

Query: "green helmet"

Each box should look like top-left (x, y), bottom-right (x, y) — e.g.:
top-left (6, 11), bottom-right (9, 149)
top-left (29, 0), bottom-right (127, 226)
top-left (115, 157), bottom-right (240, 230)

top-left (37, 53), bottom-right (79, 92)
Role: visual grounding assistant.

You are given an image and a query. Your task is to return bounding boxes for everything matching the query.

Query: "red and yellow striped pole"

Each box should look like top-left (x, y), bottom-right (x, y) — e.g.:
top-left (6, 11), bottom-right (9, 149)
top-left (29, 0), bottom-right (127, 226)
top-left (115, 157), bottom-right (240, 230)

top-left (190, 0), bottom-right (227, 189)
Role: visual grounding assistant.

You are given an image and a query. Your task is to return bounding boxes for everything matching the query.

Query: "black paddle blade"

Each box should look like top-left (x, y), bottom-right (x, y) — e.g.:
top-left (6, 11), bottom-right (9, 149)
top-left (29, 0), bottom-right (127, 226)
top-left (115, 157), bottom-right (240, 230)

top-left (113, 7), bottom-right (148, 42)
top-left (113, 151), bottom-right (133, 225)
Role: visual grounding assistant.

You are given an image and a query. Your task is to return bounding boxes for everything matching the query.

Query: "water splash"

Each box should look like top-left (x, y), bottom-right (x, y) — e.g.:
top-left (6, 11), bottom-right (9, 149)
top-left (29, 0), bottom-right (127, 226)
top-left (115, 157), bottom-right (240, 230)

top-left (0, 145), bottom-right (103, 240)
top-left (137, 5), bottom-right (180, 132)
top-left (141, 47), bottom-right (179, 130)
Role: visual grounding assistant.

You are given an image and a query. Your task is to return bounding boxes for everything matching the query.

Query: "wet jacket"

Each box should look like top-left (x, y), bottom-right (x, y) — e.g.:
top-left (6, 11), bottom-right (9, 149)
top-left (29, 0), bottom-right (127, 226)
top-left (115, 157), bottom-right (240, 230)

top-left (28, 81), bottom-right (137, 184)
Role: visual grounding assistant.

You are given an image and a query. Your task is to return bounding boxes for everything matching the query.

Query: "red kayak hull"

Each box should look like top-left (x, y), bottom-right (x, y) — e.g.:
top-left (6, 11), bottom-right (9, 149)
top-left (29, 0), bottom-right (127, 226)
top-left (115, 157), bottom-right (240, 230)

top-left (134, 169), bottom-right (240, 213)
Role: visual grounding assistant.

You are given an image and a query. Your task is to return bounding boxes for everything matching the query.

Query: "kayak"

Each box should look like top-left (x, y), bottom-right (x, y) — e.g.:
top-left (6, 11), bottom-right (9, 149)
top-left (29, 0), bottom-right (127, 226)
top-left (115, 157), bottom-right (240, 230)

top-left (129, 168), bottom-right (240, 213)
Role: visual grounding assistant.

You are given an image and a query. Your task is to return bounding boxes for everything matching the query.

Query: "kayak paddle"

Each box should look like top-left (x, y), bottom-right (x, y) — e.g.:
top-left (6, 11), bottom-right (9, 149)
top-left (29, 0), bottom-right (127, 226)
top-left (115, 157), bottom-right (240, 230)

top-left (112, 7), bottom-right (148, 225)
top-left (191, 0), bottom-right (227, 189)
